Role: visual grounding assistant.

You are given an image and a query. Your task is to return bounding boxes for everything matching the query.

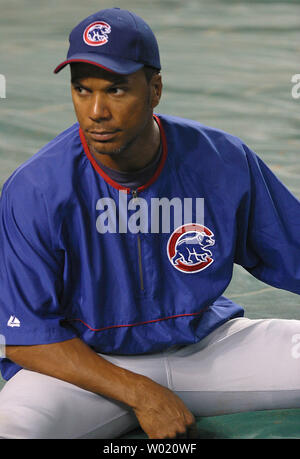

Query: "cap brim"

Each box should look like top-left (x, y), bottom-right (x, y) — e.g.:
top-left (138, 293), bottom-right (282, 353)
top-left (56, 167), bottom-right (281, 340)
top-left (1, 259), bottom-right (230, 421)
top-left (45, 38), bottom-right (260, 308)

top-left (54, 53), bottom-right (144, 75)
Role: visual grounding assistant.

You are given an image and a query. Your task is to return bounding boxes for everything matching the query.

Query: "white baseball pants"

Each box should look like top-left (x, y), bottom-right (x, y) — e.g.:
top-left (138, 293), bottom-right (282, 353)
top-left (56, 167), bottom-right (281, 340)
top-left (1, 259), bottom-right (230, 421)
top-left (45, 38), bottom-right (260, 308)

top-left (0, 317), bottom-right (299, 439)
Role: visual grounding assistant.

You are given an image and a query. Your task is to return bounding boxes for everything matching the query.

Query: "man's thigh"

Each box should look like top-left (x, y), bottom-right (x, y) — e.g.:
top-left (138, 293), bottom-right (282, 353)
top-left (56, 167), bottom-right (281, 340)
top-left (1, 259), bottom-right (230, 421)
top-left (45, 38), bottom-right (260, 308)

top-left (165, 317), bottom-right (300, 416)
top-left (0, 369), bottom-right (139, 439)
top-left (98, 317), bottom-right (300, 417)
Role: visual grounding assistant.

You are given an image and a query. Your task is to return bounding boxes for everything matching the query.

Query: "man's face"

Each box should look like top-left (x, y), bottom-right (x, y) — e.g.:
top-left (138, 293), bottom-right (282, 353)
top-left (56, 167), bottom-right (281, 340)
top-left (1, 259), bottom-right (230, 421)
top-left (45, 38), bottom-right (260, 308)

top-left (70, 63), bottom-right (162, 157)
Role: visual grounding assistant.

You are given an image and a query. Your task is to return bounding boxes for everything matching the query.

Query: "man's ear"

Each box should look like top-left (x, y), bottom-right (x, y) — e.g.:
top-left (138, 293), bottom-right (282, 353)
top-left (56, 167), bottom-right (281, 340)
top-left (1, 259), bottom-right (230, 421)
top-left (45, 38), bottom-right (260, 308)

top-left (150, 74), bottom-right (163, 109)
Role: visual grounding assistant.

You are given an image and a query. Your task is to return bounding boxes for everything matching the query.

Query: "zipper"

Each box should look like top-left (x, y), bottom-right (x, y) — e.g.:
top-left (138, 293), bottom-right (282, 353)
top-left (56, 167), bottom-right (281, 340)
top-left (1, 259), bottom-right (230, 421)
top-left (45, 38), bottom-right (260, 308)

top-left (132, 189), bottom-right (145, 292)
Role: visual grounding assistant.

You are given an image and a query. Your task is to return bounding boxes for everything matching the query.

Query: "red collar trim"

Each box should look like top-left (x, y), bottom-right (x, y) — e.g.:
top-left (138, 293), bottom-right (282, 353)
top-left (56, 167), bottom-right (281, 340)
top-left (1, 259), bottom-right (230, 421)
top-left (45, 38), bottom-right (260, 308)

top-left (79, 114), bottom-right (167, 194)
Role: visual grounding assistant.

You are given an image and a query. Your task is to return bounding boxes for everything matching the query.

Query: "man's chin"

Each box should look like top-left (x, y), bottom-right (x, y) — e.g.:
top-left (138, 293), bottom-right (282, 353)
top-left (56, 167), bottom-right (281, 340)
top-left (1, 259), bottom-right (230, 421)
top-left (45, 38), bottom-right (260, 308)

top-left (88, 140), bottom-right (126, 157)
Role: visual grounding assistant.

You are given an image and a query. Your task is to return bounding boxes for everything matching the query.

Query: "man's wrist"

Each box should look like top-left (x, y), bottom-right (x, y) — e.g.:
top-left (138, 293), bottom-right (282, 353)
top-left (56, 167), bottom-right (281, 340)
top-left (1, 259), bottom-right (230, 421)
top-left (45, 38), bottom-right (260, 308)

top-left (125, 373), bottom-right (154, 409)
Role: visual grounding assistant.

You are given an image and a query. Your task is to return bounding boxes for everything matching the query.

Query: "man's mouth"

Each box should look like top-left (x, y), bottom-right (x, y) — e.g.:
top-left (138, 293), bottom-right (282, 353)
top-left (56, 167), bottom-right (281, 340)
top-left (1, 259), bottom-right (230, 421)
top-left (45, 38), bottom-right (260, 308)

top-left (88, 129), bottom-right (120, 142)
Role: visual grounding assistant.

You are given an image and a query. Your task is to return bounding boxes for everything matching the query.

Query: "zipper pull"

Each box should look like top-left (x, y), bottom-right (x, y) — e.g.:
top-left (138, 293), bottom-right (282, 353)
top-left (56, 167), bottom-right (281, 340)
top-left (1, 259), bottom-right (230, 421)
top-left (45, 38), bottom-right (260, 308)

top-left (132, 189), bottom-right (138, 199)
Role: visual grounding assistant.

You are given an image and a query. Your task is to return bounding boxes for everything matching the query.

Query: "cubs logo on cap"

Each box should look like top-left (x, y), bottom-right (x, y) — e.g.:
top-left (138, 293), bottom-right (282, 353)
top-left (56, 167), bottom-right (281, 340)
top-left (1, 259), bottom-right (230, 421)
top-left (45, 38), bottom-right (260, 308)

top-left (167, 223), bottom-right (215, 273)
top-left (83, 21), bottom-right (111, 46)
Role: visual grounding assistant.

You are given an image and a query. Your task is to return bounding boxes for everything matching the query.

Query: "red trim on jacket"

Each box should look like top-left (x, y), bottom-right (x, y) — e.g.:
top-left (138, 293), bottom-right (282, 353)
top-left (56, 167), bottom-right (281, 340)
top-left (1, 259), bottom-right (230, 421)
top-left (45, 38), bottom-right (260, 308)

top-left (68, 308), bottom-right (209, 333)
top-left (79, 114), bottom-right (167, 193)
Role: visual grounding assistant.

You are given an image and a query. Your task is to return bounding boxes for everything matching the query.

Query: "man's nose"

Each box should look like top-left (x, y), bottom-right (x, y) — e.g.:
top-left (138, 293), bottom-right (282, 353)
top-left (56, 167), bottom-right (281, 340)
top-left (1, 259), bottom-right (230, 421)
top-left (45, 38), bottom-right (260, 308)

top-left (90, 94), bottom-right (111, 121)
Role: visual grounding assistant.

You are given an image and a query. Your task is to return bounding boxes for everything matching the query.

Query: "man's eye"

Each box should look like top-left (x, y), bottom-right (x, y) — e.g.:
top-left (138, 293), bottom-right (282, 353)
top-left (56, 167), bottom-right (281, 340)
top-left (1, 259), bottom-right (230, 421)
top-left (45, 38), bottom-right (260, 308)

top-left (110, 87), bottom-right (126, 96)
top-left (74, 86), bottom-right (88, 95)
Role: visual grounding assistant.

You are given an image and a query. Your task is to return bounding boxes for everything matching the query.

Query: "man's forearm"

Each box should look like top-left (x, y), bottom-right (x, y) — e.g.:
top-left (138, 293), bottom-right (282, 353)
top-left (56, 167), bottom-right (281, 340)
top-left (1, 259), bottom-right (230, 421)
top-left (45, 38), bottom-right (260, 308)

top-left (5, 337), bottom-right (147, 409)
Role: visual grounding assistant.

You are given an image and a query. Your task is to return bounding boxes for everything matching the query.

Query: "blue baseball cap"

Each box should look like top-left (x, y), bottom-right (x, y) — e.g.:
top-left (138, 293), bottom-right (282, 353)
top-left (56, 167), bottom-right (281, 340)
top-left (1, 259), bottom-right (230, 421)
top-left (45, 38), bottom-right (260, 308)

top-left (54, 8), bottom-right (161, 75)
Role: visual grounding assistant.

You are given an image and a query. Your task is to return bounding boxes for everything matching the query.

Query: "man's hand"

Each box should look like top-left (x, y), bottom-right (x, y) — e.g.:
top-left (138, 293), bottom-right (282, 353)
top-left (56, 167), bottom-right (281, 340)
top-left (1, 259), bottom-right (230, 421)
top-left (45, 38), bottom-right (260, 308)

top-left (133, 378), bottom-right (198, 439)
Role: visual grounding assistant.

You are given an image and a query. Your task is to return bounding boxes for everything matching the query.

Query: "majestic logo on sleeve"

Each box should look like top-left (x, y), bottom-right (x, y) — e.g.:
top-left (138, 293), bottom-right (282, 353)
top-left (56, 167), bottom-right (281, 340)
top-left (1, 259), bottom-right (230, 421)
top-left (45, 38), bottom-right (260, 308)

top-left (7, 315), bottom-right (21, 327)
top-left (83, 21), bottom-right (111, 46)
top-left (167, 223), bottom-right (215, 273)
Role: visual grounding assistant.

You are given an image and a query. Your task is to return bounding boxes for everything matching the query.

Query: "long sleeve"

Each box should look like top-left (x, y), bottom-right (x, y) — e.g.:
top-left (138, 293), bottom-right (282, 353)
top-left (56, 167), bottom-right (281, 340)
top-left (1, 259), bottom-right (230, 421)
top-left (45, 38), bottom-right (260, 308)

top-left (234, 144), bottom-right (300, 295)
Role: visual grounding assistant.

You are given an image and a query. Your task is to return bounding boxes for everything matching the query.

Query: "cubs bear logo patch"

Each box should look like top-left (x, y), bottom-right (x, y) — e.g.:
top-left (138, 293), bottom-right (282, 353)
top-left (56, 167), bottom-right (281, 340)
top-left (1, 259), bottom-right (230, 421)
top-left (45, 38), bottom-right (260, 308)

top-left (167, 223), bottom-right (215, 273)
